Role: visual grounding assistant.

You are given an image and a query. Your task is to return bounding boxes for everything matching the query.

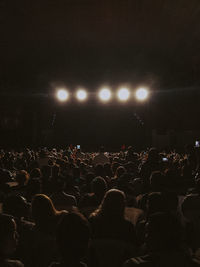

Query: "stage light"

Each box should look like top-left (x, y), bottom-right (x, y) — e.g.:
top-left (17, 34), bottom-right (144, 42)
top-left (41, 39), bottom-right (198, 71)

top-left (56, 89), bottom-right (69, 101)
top-left (136, 88), bottom-right (149, 101)
top-left (99, 88), bottom-right (111, 101)
top-left (76, 89), bottom-right (87, 101)
top-left (117, 88), bottom-right (130, 101)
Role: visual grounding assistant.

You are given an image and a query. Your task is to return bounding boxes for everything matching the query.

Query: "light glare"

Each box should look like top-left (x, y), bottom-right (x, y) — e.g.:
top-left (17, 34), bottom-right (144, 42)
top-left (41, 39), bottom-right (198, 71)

top-left (99, 88), bottom-right (111, 101)
top-left (136, 88), bottom-right (149, 101)
top-left (76, 90), bottom-right (87, 101)
top-left (57, 89), bottom-right (69, 101)
top-left (117, 88), bottom-right (130, 101)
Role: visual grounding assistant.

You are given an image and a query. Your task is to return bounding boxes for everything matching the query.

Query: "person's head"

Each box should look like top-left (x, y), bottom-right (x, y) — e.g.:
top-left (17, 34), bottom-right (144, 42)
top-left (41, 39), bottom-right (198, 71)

top-left (147, 192), bottom-right (168, 215)
top-left (91, 176), bottom-right (107, 198)
top-left (164, 168), bottom-right (180, 181)
top-left (41, 165), bottom-right (51, 179)
top-left (54, 178), bottom-right (65, 192)
top-left (16, 170), bottom-right (29, 186)
top-left (181, 194), bottom-right (200, 221)
top-left (125, 161), bottom-right (137, 174)
top-left (150, 171), bottom-right (164, 191)
top-left (127, 146), bottom-right (134, 154)
top-left (0, 214), bottom-right (18, 257)
top-left (181, 164), bottom-right (192, 178)
top-left (117, 173), bottom-right (132, 188)
top-left (111, 162), bottom-right (120, 175)
top-left (94, 164), bottom-right (104, 177)
top-left (56, 212), bottom-right (90, 263)
top-left (195, 178), bottom-right (200, 193)
top-left (99, 146), bottom-right (105, 153)
top-left (39, 150), bottom-right (48, 158)
top-left (114, 166), bottom-right (126, 178)
top-left (148, 148), bottom-right (159, 162)
top-left (73, 166), bottom-right (80, 178)
top-left (132, 178), bottom-right (143, 196)
top-left (85, 172), bottom-right (95, 186)
top-left (31, 194), bottom-right (58, 229)
top-left (104, 163), bottom-right (112, 177)
top-left (26, 178), bottom-right (42, 200)
top-left (145, 212), bottom-right (182, 252)
top-left (0, 168), bottom-right (12, 184)
top-left (93, 189), bottom-right (126, 219)
top-left (3, 195), bottom-right (30, 219)
top-left (30, 168), bottom-right (42, 179)
top-left (52, 164), bottom-right (60, 178)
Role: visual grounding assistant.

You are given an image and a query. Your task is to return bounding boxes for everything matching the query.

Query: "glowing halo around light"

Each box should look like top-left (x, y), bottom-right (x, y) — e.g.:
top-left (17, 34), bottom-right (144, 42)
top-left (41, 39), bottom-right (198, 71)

top-left (117, 88), bottom-right (130, 101)
top-left (56, 89), bottom-right (69, 101)
top-left (135, 88), bottom-right (149, 101)
top-left (99, 88), bottom-right (112, 102)
top-left (76, 89), bottom-right (87, 101)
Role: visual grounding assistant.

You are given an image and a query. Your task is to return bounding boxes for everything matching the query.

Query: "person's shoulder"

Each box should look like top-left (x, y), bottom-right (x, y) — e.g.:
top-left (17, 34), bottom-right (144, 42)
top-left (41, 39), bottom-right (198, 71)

top-left (89, 213), bottom-right (100, 224)
top-left (49, 262), bottom-right (87, 267)
top-left (101, 153), bottom-right (109, 159)
top-left (64, 192), bottom-right (77, 205)
top-left (93, 154), bottom-right (100, 159)
top-left (124, 218), bottom-right (135, 227)
top-left (64, 192), bottom-right (76, 200)
top-left (20, 218), bottom-right (35, 230)
top-left (48, 263), bottom-right (60, 267)
top-left (3, 259), bottom-right (24, 267)
top-left (123, 255), bottom-right (153, 267)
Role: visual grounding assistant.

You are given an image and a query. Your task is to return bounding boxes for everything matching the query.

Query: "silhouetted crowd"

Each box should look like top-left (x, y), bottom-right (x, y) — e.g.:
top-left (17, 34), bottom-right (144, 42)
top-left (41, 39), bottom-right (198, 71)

top-left (0, 145), bottom-right (200, 267)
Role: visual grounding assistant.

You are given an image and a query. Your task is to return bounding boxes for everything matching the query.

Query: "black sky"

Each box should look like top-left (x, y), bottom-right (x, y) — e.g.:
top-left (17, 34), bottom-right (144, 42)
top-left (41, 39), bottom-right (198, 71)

top-left (2, 0), bottom-right (200, 92)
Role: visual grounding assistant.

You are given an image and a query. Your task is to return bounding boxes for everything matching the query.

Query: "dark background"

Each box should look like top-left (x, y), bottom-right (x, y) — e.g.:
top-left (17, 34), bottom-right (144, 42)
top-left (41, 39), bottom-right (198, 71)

top-left (1, 0), bottom-right (200, 148)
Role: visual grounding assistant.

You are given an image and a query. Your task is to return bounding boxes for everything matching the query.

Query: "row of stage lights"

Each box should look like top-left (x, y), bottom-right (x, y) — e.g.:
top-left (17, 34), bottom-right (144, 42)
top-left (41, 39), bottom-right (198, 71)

top-left (56, 88), bottom-right (149, 102)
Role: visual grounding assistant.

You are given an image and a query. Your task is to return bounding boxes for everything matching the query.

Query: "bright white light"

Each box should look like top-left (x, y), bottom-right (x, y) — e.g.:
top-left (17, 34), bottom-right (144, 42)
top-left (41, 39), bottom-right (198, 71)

top-left (99, 88), bottom-right (111, 101)
top-left (136, 88), bottom-right (149, 101)
top-left (76, 90), bottom-right (87, 101)
top-left (117, 88), bottom-right (130, 101)
top-left (56, 89), bottom-right (69, 101)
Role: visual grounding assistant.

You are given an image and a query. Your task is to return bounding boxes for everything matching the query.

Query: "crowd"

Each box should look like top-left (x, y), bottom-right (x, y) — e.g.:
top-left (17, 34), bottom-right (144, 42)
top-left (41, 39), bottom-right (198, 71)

top-left (0, 145), bottom-right (200, 267)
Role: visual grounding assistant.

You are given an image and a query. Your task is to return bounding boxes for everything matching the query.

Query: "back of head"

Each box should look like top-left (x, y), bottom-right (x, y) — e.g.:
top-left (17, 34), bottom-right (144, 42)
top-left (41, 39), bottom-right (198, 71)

top-left (127, 146), bottom-right (134, 154)
top-left (100, 189), bottom-right (126, 219)
top-left (0, 214), bottom-right (17, 256)
top-left (54, 178), bottom-right (65, 192)
top-left (181, 194), bottom-right (200, 221)
top-left (85, 172), bottom-right (95, 184)
top-left (150, 171), bottom-right (164, 191)
top-left (0, 214), bottom-right (14, 244)
top-left (99, 146), bottom-right (105, 153)
top-left (31, 194), bottom-right (56, 229)
top-left (104, 163), bottom-right (112, 176)
top-left (115, 166), bottom-right (126, 178)
top-left (146, 212), bottom-right (182, 251)
top-left (30, 168), bottom-right (42, 179)
top-left (91, 176), bottom-right (107, 197)
top-left (3, 195), bottom-right (29, 219)
top-left (57, 212), bottom-right (90, 263)
top-left (195, 178), bottom-right (200, 193)
top-left (26, 178), bottom-right (42, 200)
top-left (147, 192), bottom-right (168, 215)
top-left (117, 173), bottom-right (132, 189)
top-left (148, 148), bottom-right (159, 162)
top-left (41, 165), bottom-right (51, 178)
top-left (16, 170), bottom-right (29, 186)
top-left (0, 168), bottom-right (12, 184)
top-left (94, 164), bottom-right (104, 177)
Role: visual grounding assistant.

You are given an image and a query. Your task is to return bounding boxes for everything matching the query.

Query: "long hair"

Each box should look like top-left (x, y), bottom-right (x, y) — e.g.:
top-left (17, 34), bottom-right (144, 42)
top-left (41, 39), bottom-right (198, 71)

top-left (31, 194), bottom-right (61, 230)
top-left (91, 189), bottom-right (126, 220)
